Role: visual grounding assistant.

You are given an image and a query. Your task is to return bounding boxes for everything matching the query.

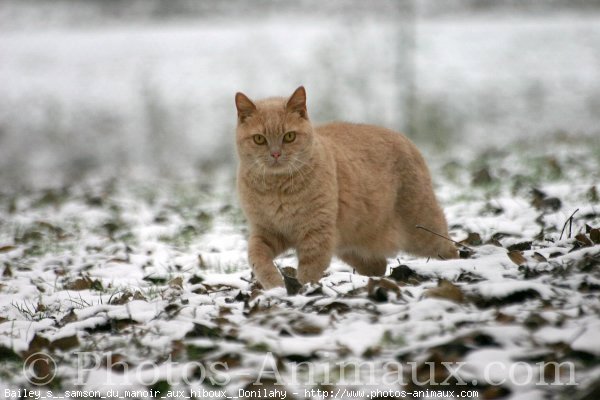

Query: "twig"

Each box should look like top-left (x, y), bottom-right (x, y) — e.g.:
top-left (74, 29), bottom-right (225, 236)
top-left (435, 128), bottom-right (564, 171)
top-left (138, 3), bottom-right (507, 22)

top-left (415, 225), bottom-right (472, 251)
top-left (325, 283), bottom-right (341, 296)
top-left (559, 209), bottom-right (579, 240)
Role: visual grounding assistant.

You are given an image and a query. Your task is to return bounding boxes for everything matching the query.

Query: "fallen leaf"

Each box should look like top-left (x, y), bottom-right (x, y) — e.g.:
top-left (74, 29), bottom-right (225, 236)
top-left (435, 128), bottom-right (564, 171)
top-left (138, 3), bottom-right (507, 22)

top-left (531, 188), bottom-right (562, 211)
top-left (472, 167), bottom-right (494, 186)
top-left (110, 291), bottom-right (133, 305)
top-left (590, 228), bottom-right (600, 244)
top-left (280, 266), bottom-right (297, 278)
top-left (105, 353), bottom-right (129, 372)
top-left (28, 334), bottom-right (50, 353)
top-left (65, 277), bottom-right (103, 291)
top-left (481, 385), bottom-right (512, 399)
top-left (0, 345), bottom-right (20, 362)
top-left (507, 250), bottom-right (527, 266)
top-left (461, 232), bottom-right (482, 246)
top-left (51, 335), bottom-right (79, 351)
top-left (282, 272), bottom-right (302, 296)
top-left (507, 241), bottom-right (532, 251)
top-left (59, 310), bottom-right (78, 326)
top-left (185, 323), bottom-right (221, 339)
top-left (367, 278), bottom-right (401, 302)
top-left (389, 264), bottom-right (427, 284)
top-left (575, 233), bottom-right (593, 247)
top-left (523, 313), bottom-right (548, 330)
top-left (291, 318), bottom-right (323, 336)
top-left (168, 276), bottom-right (183, 288)
top-left (316, 301), bottom-right (351, 315)
top-left (495, 312), bottom-right (516, 324)
top-left (0, 245), bottom-right (17, 253)
top-left (424, 279), bottom-right (464, 303)
top-left (470, 288), bottom-right (541, 308)
top-left (23, 351), bottom-right (57, 386)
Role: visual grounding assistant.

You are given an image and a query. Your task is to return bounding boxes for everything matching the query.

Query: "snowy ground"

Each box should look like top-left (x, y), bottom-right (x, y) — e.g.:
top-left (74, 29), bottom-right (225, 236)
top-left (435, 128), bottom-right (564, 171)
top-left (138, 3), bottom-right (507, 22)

top-left (1, 136), bottom-right (599, 399)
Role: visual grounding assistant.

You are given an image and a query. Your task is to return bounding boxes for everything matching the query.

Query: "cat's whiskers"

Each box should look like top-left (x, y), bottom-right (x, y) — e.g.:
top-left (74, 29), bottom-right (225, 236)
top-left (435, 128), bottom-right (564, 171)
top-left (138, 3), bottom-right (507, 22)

top-left (287, 165), bottom-right (294, 192)
top-left (292, 158), bottom-right (315, 177)
top-left (247, 159), bottom-right (264, 187)
top-left (289, 157), bottom-right (314, 183)
top-left (261, 162), bottom-right (267, 188)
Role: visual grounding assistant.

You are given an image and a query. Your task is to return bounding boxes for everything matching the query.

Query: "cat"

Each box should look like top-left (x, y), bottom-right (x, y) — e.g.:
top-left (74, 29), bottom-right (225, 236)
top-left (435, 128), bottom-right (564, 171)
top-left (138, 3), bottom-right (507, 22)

top-left (235, 86), bottom-right (458, 289)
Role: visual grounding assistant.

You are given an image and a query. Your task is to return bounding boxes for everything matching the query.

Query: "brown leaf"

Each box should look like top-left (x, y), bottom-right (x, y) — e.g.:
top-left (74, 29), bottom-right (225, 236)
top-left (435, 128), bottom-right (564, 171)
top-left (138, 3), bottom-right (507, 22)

top-left (507, 241), bottom-right (532, 251)
top-left (280, 266), bottom-right (297, 278)
top-left (495, 312), bottom-right (516, 324)
top-left (291, 319), bottom-right (323, 336)
top-left (575, 233), bottom-right (593, 247)
top-left (531, 188), bottom-right (562, 211)
top-left (316, 301), bottom-right (351, 315)
top-left (168, 276), bottom-right (183, 289)
top-left (107, 257), bottom-right (129, 264)
top-left (111, 290), bottom-right (133, 305)
top-left (523, 313), bottom-right (548, 330)
top-left (0, 345), bottom-right (20, 362)
top-left (23, 351), bottom-right (57, 386)
top-left (532, 252), bottom-right (547, 263)
top-left (482, 385), bottom-right (512, 399)
top-left (424, 279), bottom-right (464, 303)
top-left (59, 310), bottom-right (78, 325)
top-left (389, 264), bottom-right (427, 284)
top-left (28, 334), bottom-right (50, 353)
top-left (283, 272), bottom-right (302, 296)
top-left (51, 335), bottom-right (79, 351)
top-left (0, 245), bottom-right (17, 253)
top-left (460, 232), bottom-right (482, 246)
top-left (65, 277), bottom-right (92, 291)
top-left (367, 278), bottom-right (401, 302)
top-left (472, 167), bottom-right (494, 186)
top-left (132, 291), bottom-right (146, 301)
top-left (507, 250), bottom-right (527, 266)
top-left (589, 228), bottom-right (600, 245)
top-left (105, 353), bottom-right (129, 372)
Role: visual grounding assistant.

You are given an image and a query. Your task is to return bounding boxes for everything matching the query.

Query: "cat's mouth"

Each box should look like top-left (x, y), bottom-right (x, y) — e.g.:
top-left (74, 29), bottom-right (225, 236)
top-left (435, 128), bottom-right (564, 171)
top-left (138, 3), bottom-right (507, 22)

top-left (264, 157), bottom-right (289, 173)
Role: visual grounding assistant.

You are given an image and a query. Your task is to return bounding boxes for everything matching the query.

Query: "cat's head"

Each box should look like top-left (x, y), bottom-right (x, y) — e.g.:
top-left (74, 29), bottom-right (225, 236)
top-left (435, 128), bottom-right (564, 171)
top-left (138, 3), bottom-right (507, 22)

top-left (235, 86), bottom-right (314, 175)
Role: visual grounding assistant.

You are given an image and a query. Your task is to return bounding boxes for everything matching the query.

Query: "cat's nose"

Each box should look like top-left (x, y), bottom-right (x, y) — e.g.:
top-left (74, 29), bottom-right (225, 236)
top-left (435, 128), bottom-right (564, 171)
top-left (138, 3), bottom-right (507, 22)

top-left (271, 151), bottom-right (281, 160)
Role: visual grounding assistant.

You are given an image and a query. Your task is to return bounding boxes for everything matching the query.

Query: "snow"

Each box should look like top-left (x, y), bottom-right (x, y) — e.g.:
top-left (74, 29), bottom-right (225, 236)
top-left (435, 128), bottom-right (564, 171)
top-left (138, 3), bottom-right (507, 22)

top-left (571, 319), bottom-right (600, 356)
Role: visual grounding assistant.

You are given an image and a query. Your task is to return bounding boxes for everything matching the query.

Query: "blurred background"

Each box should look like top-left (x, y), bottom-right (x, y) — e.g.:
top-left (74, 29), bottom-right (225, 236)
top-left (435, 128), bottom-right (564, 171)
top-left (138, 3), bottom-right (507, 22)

top-left (1, 0), bottom-right (600, 189)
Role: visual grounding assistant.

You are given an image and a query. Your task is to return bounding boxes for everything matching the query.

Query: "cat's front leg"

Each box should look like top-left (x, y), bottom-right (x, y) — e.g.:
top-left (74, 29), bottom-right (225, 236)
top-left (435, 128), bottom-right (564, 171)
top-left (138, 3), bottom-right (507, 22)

top-left (296, 229), bottom-right (334, 285)
top-left (248, 233), bottom-right (284, 289)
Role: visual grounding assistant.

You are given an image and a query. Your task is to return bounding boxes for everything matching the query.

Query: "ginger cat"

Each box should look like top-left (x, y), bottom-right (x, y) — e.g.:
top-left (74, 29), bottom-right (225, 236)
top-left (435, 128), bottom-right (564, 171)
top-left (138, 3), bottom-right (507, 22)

top-left (235, 86), bottom-right (457, 289)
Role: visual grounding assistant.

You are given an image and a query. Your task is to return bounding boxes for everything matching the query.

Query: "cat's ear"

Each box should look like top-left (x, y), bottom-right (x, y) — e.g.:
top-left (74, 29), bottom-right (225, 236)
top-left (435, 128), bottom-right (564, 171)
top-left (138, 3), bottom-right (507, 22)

top-left (286, 86), bottom-right (308, 119)
top-left (235, 92), bottom-right (257, 123)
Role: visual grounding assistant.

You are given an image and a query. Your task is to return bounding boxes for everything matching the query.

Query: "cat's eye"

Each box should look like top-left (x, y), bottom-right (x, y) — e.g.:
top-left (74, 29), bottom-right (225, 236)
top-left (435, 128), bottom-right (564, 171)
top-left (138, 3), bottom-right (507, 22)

top-left (283, 131), bottom-right (296, 143)
top-left (253, 134), bottom-right (266, 145)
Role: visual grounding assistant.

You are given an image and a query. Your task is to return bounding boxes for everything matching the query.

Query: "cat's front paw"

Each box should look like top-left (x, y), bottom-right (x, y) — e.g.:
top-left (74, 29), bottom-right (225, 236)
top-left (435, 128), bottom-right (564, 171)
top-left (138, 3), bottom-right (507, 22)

top-left (257, 273), bottom-right (284, 290)
top-left (296, 269), bottom-right (323, 286)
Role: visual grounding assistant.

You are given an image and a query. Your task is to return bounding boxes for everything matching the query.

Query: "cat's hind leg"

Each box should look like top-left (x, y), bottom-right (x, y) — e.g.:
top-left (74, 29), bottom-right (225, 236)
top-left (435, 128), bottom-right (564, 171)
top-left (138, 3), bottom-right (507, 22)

top-left (394, 206), bottom-right (458, 260)
top-left (339, 251), bottom-right (387, 276)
